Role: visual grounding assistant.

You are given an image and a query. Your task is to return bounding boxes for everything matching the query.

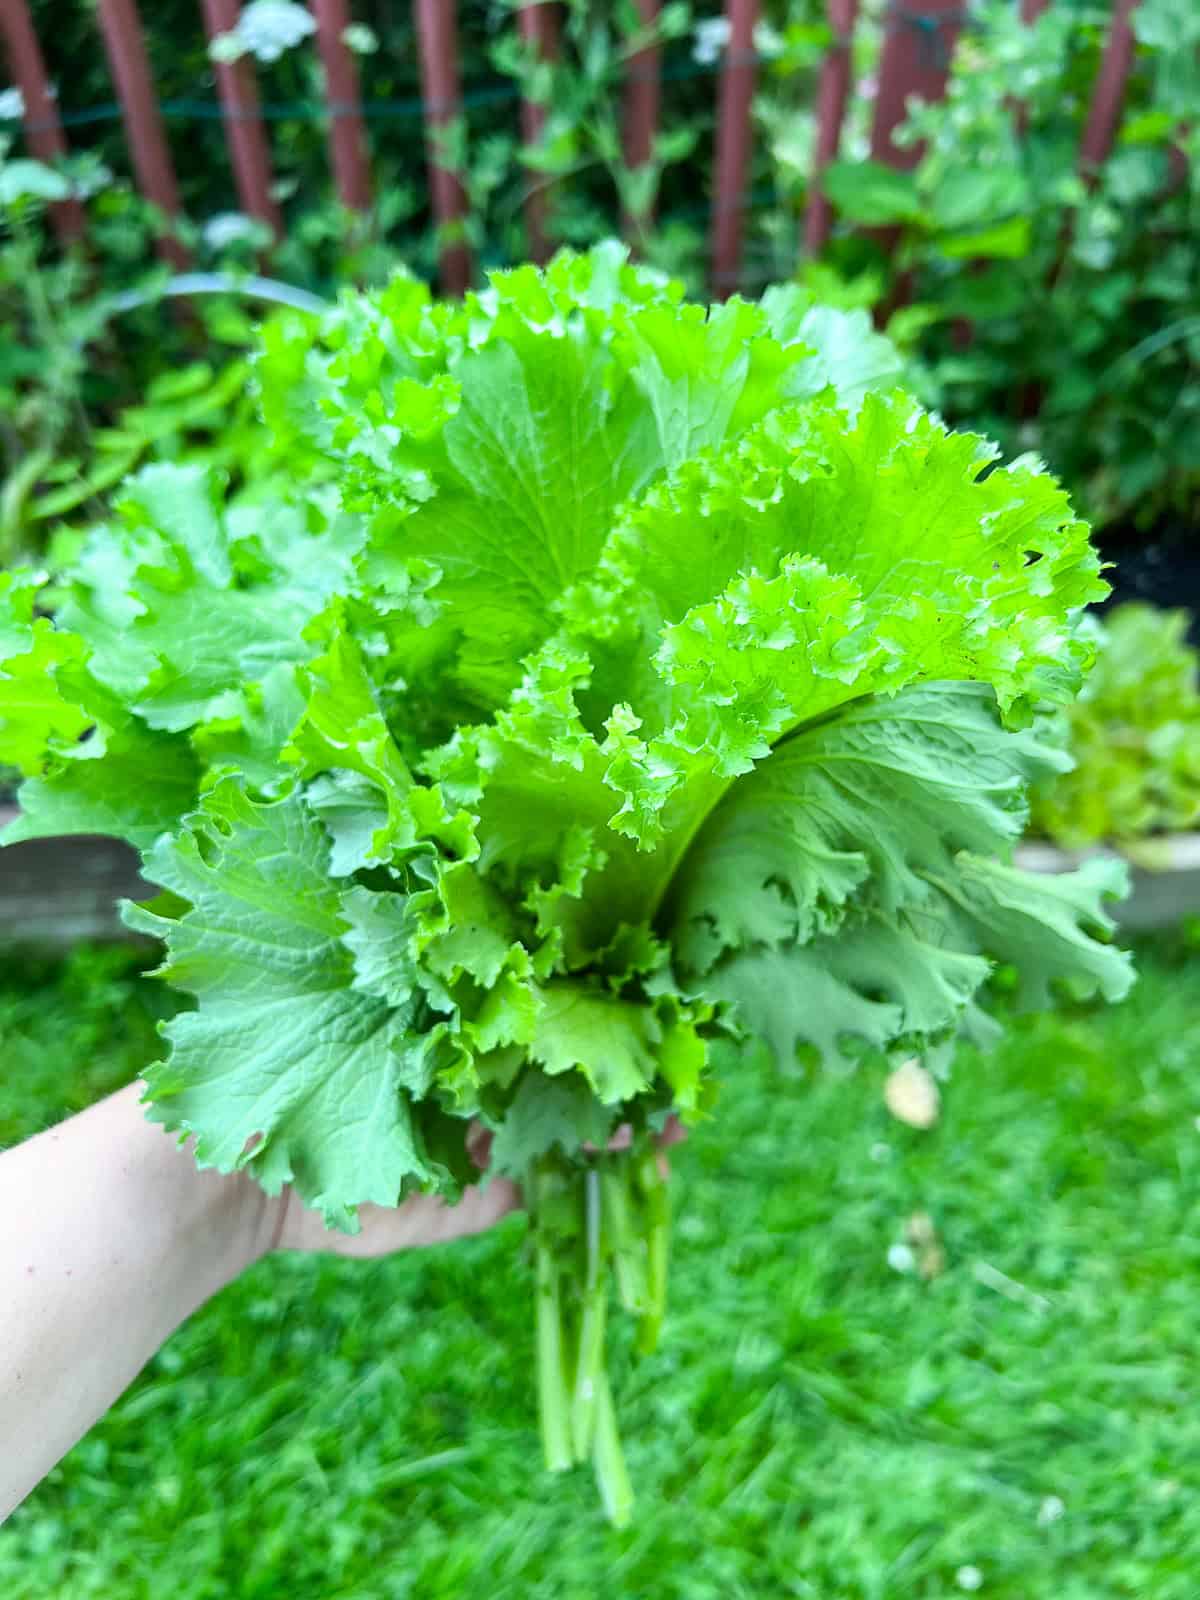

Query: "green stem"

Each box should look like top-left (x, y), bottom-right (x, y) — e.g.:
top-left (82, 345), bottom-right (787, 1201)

top-left (602, 1159), bottom-right (648, 1315)
top-left (634, 1146), bottom-right (669, 1357)
top-left (569, 1165), bottom-right (607, 1461)
top-left (591, 1364), bottom-right (634, 1529)
top-left (0, 445), bottom-right (51, 565)
top-left (535, 1236), bottom-right (573, 1474)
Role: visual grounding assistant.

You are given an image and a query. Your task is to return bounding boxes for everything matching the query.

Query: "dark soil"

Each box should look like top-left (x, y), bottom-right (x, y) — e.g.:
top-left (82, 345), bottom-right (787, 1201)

top-left (1095, 519), bottom-right (1200, 641)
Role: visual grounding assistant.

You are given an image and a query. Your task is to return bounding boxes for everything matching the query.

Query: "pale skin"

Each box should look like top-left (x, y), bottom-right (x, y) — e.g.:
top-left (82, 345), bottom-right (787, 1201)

top-left (0, 1083), bottom-right (521, 1523)
top-left (0, 1085), bottom-right (683, 1524)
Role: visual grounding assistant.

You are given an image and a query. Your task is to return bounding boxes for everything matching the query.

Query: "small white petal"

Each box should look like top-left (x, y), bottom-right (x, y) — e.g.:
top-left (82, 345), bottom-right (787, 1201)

top-left (887, 1243), bottom-right (916, 1274)
top-left (1037, 1494), bottom-right (1065, 1525)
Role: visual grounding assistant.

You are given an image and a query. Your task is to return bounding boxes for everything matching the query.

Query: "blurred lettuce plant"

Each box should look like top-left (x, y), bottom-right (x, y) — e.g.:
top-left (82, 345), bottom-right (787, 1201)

top-left (1030, 605), bottom-right (1200, 848)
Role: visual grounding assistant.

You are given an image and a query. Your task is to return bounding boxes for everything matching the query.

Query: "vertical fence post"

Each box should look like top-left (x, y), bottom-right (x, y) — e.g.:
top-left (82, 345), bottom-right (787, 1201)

top-left (1079, 0), bottom-right (1139, 177)
top-left (804, 0), bottom-right (859, 255)
top-left (414, 0), bottom-right (472, 295)
top-left (867, 0), bottom-right (962, 310)
top-left (869, 0), bottom-right (962, 170)
top-left (710, 0), bottom-right (759, 298)
top-left (95, 0), bottom-right (188, 267)
top-left (311, 0), bottom-right (371, 212)
top-left (517, 2), bottom-right (560, 263)
top-left (622, 0), bottom-right (661, 248)
top-left (0, 0), bottom-right (85, 244)
top-left (200, 0), bottom-right (283, 238)
top-left (1034, 0), bottom-right (1139, 316)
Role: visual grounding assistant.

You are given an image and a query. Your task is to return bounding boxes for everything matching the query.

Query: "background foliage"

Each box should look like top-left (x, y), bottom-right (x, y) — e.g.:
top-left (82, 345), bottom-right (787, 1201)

top-left (825, 0), bottom-right (1200, 531)
top-left (2, 0), bottom-right (1197, 552)
top-left (1030, 604), bottom-right (1200, 848)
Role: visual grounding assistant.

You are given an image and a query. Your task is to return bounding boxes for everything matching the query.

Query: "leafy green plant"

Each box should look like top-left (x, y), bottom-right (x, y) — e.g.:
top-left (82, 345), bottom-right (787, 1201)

top-left (0, 131), bottom-right (289, 564)
top-left (0, 246), bottom-right (1132, 1522)
top-left (820, 0), bottom-right (1200, 529)
top-left (1030, 604), bottom-right (1200, 848)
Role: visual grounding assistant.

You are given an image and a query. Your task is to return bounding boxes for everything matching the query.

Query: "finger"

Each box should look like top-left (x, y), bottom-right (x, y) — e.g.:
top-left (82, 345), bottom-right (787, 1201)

top-left (466, 1122), bottom-right (494, 1171)
top-left (589, 1116), bottom-right (686, 1157)
top-left (354, 1178), bottom-right (523, 1256)
top-left (430, 1176), bottom-right (523, 1243)
top-left (658, 1113), bottom-right (687, 1150)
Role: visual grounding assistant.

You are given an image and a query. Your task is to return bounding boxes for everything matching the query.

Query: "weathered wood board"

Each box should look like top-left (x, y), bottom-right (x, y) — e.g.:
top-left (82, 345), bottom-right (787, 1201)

top-left (0, 808), bottom-right (151, 947)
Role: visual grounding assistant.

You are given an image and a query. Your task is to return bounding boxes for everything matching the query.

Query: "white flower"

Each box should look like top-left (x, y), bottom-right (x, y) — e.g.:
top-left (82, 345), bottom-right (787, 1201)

top-left (342, 23), bottom-right (378, 55)
top-left (1037, 1494), bottom-right (1065, 1525)
top-left (753, 21), bottom-right (785, 61)
top-left (208, 31), bottom-right (247, 64)
top-left (202, 211), bottom-right (264, 251)
top-left (241, 0), bottom-right (316, 62)
top-left (692, 16), bottom-right (731, 66)
top-left (213, 1), bottom-right (317, 67)
top-left (0, 87), bottom-right (25, 122)
top-left (64, 154), bottom-right (112, 199)
top-left (0, 158), bottom-right (70, 207)
top-left (886, 1242), bottom-right (916, 1274)
top-left (956, 1567), bottom-right (984, 1592)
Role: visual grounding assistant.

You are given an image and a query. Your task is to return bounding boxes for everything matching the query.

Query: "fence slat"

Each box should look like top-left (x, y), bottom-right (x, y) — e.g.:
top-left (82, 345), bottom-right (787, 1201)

top-left (414, 0), bottom-right (472, 295)
top-left (1013, 0), bottom-right (1050, 139)
top-left (311, 0), bottom-right (371, 212)
top-left (869, 0), bottom-right (962, 170)
top-left (95, 0), bottom-right (188, 267)
top-left (710, 0), bottom-right (759, 297)
top-left (622, 0), bottom-right (661, 246)
top-left (0, 0), bottom-right (85, 244)
top-left (199, 0), bottom-right (283, 237)
top-left (804, 0), bottom-right (859, 255)
top-left (517, 2), bottom-right (560, 263)
top-left (1080, 0), bottom-right (1139, 175)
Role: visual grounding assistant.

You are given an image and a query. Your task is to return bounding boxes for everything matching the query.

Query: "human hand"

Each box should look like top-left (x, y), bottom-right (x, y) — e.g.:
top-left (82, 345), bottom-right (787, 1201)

top-left (269, 1117), bottom-right (686, 1257)
top-left (269, 1126), bottom-right (521, 1257)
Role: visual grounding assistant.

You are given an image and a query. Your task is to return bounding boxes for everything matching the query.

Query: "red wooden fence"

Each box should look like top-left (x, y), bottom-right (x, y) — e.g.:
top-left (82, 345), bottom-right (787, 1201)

top-left (517, 2), bottom-right (560, 265)
top-left (313, 0), bottom-right (372, 213)
top-left (0, 0), bottom-right (1148, 299)
top-left (804, 0), bottom-right (858, 256)
top-left (0, 2), bottom-right (84, 243)
top-left (870, 0), bottom-right (963, 171)
top-left (200, 0), bottom-right (281, 237)
top-left (1080, 0), bottom-right (1139, 176)
top-left (94, 0), bottom-right (189, 268)
top-left (710, 0), bottom-right (760, 294)
top-left (622, 0), bottom-right (662, 244)
top-left (414, 0), bottom-right (471, 295)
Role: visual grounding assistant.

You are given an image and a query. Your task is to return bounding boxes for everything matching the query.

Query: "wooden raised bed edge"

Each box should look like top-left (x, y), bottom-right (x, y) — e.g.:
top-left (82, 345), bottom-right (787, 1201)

top-left (0, 805), bottom-right (151, 947)
top-left (1015, 833), bottom-right (1200, 932)
top-left (2, 803), bottom-right (1197, 947)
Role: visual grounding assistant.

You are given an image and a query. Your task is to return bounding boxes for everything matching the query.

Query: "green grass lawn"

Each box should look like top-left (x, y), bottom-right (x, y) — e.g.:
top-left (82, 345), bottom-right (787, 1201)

top-left (2, 937), bottom-right (1199, 1598)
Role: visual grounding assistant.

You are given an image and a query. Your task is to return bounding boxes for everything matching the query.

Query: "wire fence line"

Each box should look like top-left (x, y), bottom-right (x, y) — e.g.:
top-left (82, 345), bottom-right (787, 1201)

top-left (0, 0), bottom-right (1141, 297)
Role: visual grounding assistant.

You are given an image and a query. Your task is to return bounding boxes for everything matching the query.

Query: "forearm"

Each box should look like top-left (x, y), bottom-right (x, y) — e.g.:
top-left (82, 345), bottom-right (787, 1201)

top-left (0, 1083), bottom-right (277, 1521)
